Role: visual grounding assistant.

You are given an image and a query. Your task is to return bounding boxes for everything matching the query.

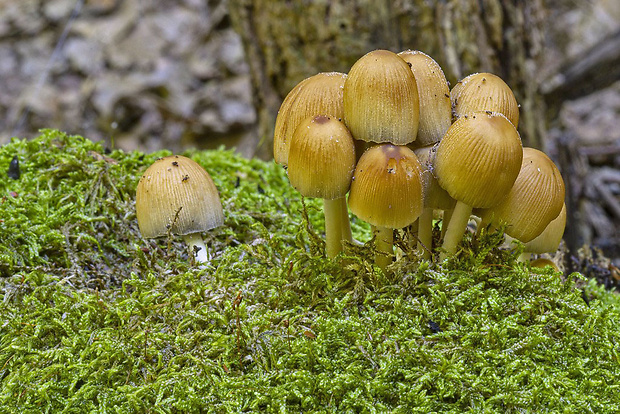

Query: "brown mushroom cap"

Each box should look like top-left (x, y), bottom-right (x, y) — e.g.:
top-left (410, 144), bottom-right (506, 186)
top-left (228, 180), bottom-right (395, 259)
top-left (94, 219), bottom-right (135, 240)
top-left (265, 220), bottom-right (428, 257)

top-left (136, 155), bottom-right (224, 238)
top-left (343, 49), bottom-right (419, 145)
top-left (523, 202), bottom-right (567, 253)
top-left (398, 50), bottom-right (452, 147)
top-left (435, 111), bottom-right (523, 209)
top-left (478, 148), bottom-right (566, 243)
top-left (451, 72), bottom-right (520, 127)
top-left (287, 115), bottom-right (356, 199)
top-left (273, 72), bottom-right (346, 166)
top-left (348, 144), bottom-right (424, 229)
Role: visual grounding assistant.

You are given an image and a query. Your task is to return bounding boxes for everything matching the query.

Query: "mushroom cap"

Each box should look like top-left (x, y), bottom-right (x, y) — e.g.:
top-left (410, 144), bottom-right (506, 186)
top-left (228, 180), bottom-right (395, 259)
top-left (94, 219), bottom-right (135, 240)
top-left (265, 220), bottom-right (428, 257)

top-left (273, 72), bottom-right (346, 166)
top-left (529, 258), bottom-right (560, 272)
top-left (523, 202), bottom-right (567, 253)
top-left (136, 155), bottom-right (224, 239)
top-left (343, 49), bottom-right (419, 145)
top-left (398, 50), bottom-right (452, 147)
top-left (478, 148), bottom-right (566, 243)
top-left (434, 111), bottom-right (523, 208)
top-left (413, 145), bottom-right (456, 210)
top-left (287, 115), bottom-right (356, 199)
top-left (348, 144), bottom-right (424, 229)
top-left (451, 72), bottom-right (520, 128)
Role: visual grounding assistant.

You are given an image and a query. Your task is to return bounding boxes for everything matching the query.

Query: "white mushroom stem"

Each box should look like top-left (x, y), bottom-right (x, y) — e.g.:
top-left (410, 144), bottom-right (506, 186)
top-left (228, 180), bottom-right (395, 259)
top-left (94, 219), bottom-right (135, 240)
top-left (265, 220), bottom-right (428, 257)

top-left (440, 200), bottom-right (472, 260)
top-left (441, 208), bottom-right (453, 240)
top-left (517, 252), bottom-right (532, 263)
top-left (418, 207), bottom-right (433, 260)
top-left (374, 226), bottom-right (394, 270)
top-left (339, 198), bottom-right (353, 245)
top-left (324, 198), bottom-right (345, 258)
top-left (183, 233), bottom-right (210, 263)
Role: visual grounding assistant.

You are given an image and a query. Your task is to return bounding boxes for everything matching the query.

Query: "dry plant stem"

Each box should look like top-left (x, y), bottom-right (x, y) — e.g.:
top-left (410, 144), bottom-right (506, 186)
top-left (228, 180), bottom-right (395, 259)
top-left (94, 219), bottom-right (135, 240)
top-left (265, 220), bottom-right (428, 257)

top-left (441, 208), bottom-right (453, 240)
top-left (374, 226), bottom-right (394, 270)
top-left (324, 198), bottom-right (345, 258)
top-left (440, 201), bottom-right (472, 260)
top-left (183, 233), bottom-right (210, 263)
top-left (418, 207), bottom-right (433, 260)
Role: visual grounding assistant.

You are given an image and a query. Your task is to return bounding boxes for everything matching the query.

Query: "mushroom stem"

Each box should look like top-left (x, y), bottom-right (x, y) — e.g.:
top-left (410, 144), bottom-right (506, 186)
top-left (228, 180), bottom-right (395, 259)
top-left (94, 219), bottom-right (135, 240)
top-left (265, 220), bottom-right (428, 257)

top-left (441, 208), bottom-right (453, 240)
top-left (440, 200), bottom-right (472, 260)
top-left (418, 207), bottom-right (433, 260)
top-left (517, 252), bottom-right (532, 263)
top-left (339, 197), bottom-right (353, 245)
top-left (183, 233), bottom-right (210, 263)
top-left (374, 226), bottom-right (394, 270)
top-left (324, 198), bottom-right (345, 258)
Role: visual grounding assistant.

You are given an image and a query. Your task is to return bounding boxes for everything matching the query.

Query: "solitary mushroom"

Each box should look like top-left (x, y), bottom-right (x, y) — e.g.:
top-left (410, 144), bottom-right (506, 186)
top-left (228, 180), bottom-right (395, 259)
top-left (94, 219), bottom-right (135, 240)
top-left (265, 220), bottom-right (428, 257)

top-left (136, 155), bottom-right (224, 263)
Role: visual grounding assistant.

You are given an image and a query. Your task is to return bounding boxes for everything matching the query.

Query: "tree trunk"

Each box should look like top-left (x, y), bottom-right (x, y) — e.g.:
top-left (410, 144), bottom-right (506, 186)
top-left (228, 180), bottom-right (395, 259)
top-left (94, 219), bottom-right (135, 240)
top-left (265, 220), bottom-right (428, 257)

top-left (228, 0), bottom-right (547, 159)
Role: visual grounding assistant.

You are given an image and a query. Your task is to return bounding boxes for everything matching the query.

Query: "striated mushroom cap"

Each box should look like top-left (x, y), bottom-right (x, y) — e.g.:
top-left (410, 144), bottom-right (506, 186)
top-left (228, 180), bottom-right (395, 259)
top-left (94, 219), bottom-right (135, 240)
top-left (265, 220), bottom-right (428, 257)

top-left (136, 155), bottom-right (223, 239)
top-left (287, 115), bottom-right (356, 200)
top-left (478, 148), bottom-right (566, 243)
top-left (451, 72), bottom-right (520, 128)
top-left (343, 50), bottom-right (419, 145)
top-left (398, 50), bottom-right (452, 147)
top-left (348, 144), bottom-right (424, 229)
top-left (273, 72), bottom-right (347, 166)
top-left (434, 111), bottom-right (523, 209)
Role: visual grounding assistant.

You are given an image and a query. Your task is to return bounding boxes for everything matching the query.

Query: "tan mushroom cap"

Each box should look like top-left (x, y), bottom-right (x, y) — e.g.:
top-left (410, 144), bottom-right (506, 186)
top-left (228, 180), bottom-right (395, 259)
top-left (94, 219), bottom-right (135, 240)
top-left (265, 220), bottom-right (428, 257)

top-left (523, 202), bottom-right (566, 254)
top-left (287, 115), bottom-right (356, 199)
top-left (478, 148), bottom-right (566, 243)
top-left (434, 111), bottom-right (523, 208)
top-left (344, 49), bottom-right (419, 145)
top-left (413, 145), bottom-right (456, 211)
top-left (451, 72), bottom-right (520, 128)
top-left (136, 155), bottom-right (224, 239)
top-left (273, 72), bottom-right (346, 166)
top-left (398, 50), bottom-right (452, 147)
top-left (348, 144), bottom-right (424, 229)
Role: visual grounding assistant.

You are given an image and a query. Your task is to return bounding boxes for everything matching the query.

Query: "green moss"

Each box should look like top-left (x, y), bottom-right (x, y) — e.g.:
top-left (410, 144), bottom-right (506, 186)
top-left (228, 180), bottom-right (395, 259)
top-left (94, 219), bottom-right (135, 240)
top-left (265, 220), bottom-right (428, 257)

top-left (1, 130), bottom-right (620, 412)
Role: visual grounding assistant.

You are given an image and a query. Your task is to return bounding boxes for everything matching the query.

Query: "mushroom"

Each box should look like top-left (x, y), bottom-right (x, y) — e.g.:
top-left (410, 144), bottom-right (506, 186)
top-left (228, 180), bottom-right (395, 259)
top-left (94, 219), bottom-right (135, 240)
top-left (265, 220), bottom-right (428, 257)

top-left (398, 50), bottom-right (452, 147)
top-left (451, 72), bottom-right (520, 127)
top-left (135, 155), bottom-right (224, 263)
top-left (273, 72), bottom-right (347, 166)
top-left (477, 147), bottom-right (566, 249)
top-left (521, 202), bottom-right (567, 262)
top-left (343, 49), bottom-right (419, 154)
top-left (287, 115), bottom-right (356, 257)
top-left (434, 112), bottom-right (523, 259)
top-left (529, 258), bottom-right (561, 273)
top-left (348, 144), bottom-right (424, 270)
top-left (413, 145), bottom-right (456, 260)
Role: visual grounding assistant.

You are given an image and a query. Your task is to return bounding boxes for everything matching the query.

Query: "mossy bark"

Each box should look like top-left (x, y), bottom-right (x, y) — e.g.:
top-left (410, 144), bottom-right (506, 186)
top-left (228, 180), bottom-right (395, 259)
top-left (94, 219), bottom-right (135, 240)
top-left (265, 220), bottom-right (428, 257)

top-left (228, 0), bottom-right (547, 159)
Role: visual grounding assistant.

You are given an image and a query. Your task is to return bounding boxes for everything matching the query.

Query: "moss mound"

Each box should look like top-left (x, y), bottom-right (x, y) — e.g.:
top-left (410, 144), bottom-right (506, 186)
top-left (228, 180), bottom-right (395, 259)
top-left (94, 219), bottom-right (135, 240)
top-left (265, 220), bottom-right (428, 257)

top-left (1, 130), bottom-right (620, 412)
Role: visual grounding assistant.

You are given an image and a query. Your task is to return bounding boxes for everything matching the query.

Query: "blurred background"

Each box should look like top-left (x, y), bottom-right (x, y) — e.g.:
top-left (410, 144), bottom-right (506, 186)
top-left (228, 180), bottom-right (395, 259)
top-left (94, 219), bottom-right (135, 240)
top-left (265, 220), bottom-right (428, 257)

top-left (0, 0), bottom-right (618, 268)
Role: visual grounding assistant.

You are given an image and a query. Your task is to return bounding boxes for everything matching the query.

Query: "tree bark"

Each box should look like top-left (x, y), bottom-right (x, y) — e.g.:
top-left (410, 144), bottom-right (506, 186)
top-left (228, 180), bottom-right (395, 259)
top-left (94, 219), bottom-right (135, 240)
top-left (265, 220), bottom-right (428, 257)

top-left (228, 0), bottom-right (547, 159)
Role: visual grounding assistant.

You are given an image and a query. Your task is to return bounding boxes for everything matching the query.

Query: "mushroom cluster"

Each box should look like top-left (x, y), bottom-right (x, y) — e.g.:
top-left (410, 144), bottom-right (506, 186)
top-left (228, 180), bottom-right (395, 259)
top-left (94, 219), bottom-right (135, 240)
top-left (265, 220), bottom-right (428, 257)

top-left (275, 49), bottom-right (566, 269)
